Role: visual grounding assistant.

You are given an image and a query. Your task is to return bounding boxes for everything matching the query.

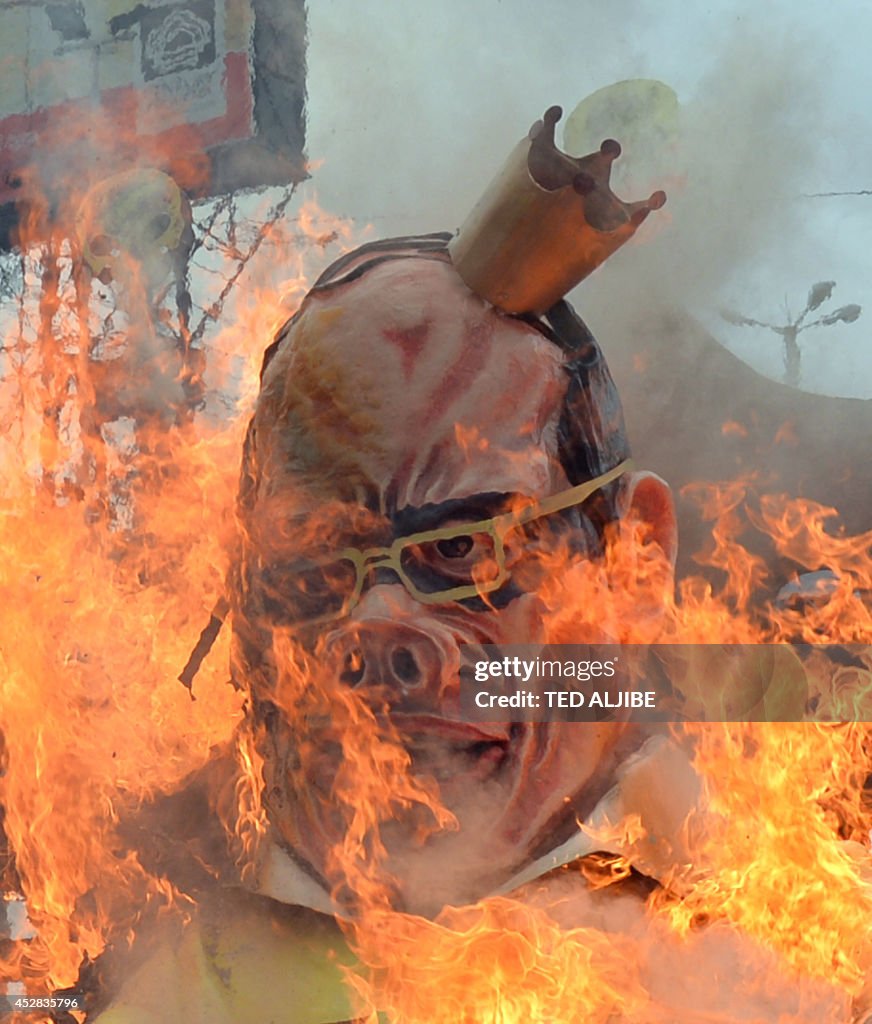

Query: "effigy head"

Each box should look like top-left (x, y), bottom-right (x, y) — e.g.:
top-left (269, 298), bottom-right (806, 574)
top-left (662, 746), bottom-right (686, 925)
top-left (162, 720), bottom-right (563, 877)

top-left (75, 168), bottom-right (191, 290)
top-left (232, 108), bottom-right (673, 914)
top-left (230, 235), bottom-right (676, 914)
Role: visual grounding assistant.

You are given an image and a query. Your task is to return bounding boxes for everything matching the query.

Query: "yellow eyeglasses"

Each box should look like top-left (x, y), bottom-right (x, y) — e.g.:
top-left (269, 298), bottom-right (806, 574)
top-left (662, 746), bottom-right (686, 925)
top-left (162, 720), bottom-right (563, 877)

top-left (258, 460), bottom-right (631, 626)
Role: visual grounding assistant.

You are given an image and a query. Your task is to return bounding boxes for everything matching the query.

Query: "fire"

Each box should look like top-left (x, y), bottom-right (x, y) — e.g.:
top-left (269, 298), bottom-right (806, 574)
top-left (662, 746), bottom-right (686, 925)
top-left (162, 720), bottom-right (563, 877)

top-left (667, 723), bottom-right (872, 989)
top-left (0, 146), bottom-right (361, 1006)
top-left (345, 900), bottom-right (647, 1024)
top-left (2, 125), bottom-right (872, 1024)
top-left (314, 489), bottom-right (872, 1022)
top-left (0, 330), bottom-right (244, 987)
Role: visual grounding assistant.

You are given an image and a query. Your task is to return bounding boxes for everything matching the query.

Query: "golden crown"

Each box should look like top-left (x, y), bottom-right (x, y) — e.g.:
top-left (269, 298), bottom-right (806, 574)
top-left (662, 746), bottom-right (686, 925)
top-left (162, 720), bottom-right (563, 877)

top-left (448, 105), bottom-right (666, 316)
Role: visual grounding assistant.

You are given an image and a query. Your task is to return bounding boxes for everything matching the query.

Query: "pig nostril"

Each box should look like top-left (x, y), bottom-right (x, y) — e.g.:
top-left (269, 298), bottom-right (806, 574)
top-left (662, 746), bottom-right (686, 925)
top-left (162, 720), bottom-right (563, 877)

top-left (340, 649), bottom-right (366, 687)
top-left (391, 646), bottom-right (421, 687)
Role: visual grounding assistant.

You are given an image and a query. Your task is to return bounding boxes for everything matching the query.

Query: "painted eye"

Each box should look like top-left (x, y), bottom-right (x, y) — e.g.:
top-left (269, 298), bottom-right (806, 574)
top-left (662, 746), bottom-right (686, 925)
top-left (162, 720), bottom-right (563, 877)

top-left (146, 213), bottom-right (172, 241)
top-left (401, 531), bottom-right (499, 590)
top-left (436, 535), bottom-right (474, 559)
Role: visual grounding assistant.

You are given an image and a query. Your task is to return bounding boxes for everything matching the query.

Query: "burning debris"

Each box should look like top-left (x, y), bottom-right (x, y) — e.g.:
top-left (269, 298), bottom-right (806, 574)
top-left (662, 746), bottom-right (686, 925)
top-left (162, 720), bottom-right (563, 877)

top-left (0, 95), bottom-right (871, 1024)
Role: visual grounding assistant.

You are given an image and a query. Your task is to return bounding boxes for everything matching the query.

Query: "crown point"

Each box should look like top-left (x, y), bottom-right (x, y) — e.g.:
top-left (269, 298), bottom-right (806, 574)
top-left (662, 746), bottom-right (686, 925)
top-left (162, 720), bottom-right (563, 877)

top-left (448, 105), bottom-right (668, 314)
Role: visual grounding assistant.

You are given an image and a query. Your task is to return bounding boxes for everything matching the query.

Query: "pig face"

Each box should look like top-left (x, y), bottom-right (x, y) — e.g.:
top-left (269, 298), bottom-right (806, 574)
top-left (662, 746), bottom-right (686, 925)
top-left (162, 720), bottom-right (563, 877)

top-left (233, 250), bottom-right (672, 915)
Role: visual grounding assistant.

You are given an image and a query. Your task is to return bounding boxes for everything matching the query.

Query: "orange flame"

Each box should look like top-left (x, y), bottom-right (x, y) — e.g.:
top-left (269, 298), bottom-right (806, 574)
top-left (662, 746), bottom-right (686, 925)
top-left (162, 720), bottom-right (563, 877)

top-left (0, 140), bottom-right (363, 1004)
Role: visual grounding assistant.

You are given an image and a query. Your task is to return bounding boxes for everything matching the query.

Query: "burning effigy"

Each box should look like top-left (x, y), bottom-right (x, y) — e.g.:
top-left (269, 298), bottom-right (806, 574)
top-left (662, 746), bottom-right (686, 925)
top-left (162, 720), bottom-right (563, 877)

top-left (2, 77), bottom-right (872, 1024)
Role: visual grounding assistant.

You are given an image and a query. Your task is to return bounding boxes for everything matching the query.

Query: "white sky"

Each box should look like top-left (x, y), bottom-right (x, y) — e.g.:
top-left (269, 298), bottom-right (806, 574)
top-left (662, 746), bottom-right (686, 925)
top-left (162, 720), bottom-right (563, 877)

top-left (301, 0), bottom-right (872, 398)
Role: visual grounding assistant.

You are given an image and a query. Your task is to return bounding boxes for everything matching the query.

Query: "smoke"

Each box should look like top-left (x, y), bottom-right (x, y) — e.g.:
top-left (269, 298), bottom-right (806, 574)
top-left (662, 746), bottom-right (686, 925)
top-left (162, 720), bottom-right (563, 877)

top-left (303, 2), bottom-right (869, 400)
top-left (576, 25), bottom-right (823, 336)
top-left (303, 0), bottom-right (661, 234)
top-left (305, 2), bottom-right (819, 258)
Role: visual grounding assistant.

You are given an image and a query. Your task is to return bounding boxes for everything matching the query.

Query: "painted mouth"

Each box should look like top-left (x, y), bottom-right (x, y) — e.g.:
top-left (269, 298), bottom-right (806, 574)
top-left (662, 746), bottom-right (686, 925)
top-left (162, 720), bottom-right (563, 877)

top-left (388, 713), bottom-right (516, 782)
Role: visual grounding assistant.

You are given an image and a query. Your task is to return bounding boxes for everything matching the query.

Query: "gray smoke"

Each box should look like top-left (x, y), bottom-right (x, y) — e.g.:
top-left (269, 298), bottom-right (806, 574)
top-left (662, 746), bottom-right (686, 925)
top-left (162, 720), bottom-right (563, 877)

top-left (301, 2), bottom-right (868, 399)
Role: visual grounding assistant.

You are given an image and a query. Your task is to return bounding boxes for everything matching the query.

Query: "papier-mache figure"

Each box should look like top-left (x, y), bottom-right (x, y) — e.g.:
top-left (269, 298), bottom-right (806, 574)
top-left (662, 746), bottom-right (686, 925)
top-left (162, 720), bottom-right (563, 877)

top-left (93, 109), bottom-right (851, 1023)
top-left (75, 168), bottom-right (203, 424)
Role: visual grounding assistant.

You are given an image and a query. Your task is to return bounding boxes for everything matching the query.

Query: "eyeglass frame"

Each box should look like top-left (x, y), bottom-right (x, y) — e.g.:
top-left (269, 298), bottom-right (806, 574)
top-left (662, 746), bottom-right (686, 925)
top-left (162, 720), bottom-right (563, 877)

top-left (267, 459), bottom-right (632, 626)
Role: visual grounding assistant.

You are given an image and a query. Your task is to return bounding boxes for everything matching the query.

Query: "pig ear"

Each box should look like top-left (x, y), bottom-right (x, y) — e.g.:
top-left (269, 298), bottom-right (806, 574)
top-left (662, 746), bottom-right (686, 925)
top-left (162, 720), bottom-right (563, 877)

top-left (621, 470), bottom-right (678, 569)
